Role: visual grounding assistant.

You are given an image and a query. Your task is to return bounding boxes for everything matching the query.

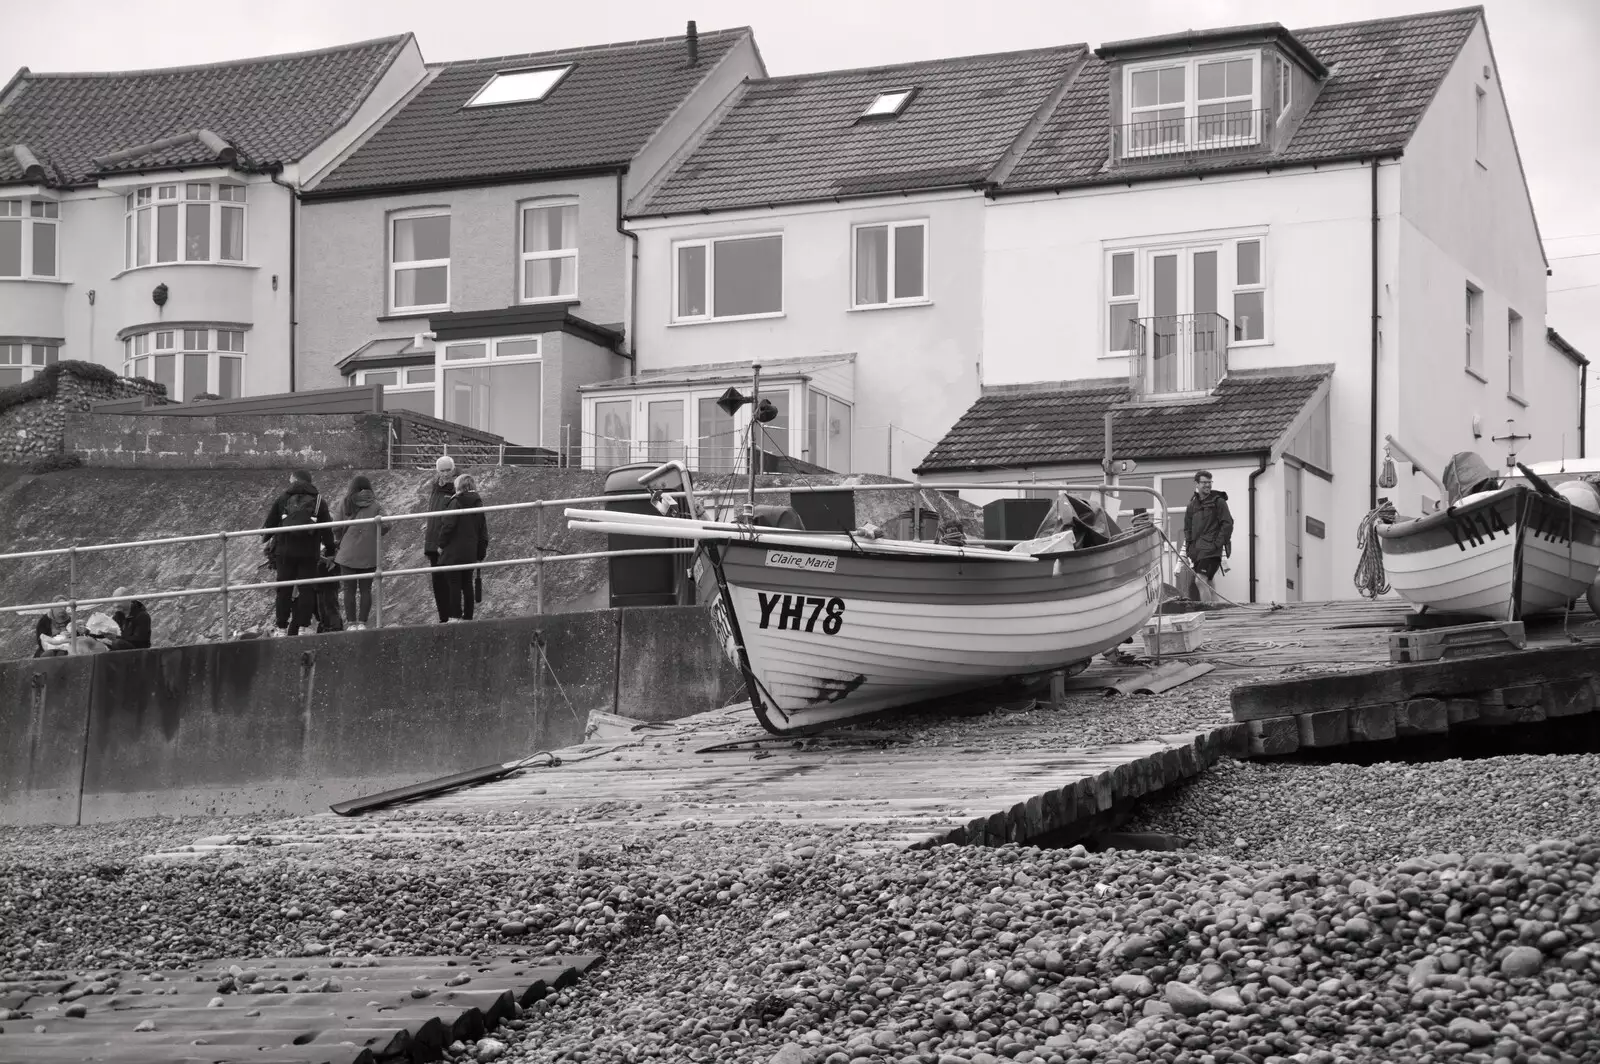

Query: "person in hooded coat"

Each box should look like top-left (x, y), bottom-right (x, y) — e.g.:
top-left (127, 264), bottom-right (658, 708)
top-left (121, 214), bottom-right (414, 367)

top-left (437, 473), bottom-right (489, 622)
top-left (1183, 469), bottom-right (1234, 602)
top-left (333, 474), bottom-right (389, 629)
top-left (108, 587), bottom-right (152, 651)
top-left (422, 456), bottom-right (457, 623)
top-left (261, 469), bottom-right (337, 636)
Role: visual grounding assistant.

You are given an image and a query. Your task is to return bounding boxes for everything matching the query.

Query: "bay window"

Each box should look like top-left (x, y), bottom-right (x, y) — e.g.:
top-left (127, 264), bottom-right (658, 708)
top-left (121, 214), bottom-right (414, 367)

top-left (853, 220), bottom-right (927, 307)
top-left (123, 182), bottom-right (246, 268)
top-left (441, 336), bottom-right (540, 445)
top-left (0, 341), bottom-right (59, 387)
top-left (390, 210), bottom-right (450, 313)
top-left (123, 327), bottom-right (246, 399)
top-left (672, 234), bottom-right (783, 321)
top-left (520, 200), bottom-right (578, 301)
top-left (1, 199), bottom-right (59, 279)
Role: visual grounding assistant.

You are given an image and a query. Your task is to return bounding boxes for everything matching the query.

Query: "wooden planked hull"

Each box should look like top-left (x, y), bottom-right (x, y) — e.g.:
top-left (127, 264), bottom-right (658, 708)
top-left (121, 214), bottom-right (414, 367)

top-left (1376, 486), bottom-right (1600, 618)
top-left (698, 526), bottom-right (1164, 733)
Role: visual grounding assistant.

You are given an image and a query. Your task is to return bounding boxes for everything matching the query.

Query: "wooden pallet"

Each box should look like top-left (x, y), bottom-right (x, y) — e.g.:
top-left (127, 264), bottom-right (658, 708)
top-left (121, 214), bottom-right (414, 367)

top-left (1388, 620), bottom-right (1526, 662)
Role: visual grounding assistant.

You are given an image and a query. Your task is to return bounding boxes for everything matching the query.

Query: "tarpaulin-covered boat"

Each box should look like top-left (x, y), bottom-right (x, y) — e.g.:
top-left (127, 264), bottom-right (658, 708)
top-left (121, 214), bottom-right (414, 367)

top-left (1375, 452), bottom-right (1600, 619)
top-left (566, 473), bottom-right (1164, 734)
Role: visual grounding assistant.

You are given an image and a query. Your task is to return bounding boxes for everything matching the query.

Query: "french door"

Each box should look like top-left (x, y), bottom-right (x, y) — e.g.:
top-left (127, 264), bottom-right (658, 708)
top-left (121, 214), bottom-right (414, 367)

top-left (1147, 247), bottom-right (1223, 393)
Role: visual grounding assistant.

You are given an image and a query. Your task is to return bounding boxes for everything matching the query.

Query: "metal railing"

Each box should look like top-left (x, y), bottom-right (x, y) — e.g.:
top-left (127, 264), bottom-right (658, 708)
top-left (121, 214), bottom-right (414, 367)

top-left (1127, 311), bottom-right (1229, 396)
top-left (2, 480), bottom-right (1179, 649)
top-left (1114, 108), bottom-right (1266, 161)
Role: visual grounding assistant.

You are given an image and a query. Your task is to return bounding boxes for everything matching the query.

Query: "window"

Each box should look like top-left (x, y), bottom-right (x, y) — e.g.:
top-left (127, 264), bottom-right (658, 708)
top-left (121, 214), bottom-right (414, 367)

top-left (0, 341), bottom-right (59, 387)
top-left (465, 66), bottom-right (571, 107)
top-left (1508, 309), bottom-right (1524, 398)
top-left (0, 200), bottom-right (59, 279)
top-left (441, 336), bottom-right (541, 446)
top-left (672, 234), bottom-right (782, 321)
top-left (862, 90), bottom-right (913, 118)
top-left (853, 220), bottom-right (927, 307)
top-left (1465, 284), bottom-right (1483, 377)
top-left (1275, 57), bottom-right (1292, 116)
top-left (390, 210), bottom-right (450, 313)
top-left (807, 389), bottom-right (853, 472)
top-left (123, 327), bottom-right (245, 399)
top-left (520, 201), bottom-right (578, 301)
top-left (583, 384), bottom-right (800, 473)
top-left (1104, 234), bottom-right (1268, 353)
top-left (1124, 54), bottom-right (1260, 155)
top-left (593, 398), bottom-right (632, 470)
top-left (122, 183), bottom-right (245, 268)
top-left (354, 366), bottom-right (435, 416)
top-left (1474, 86), bottom-right (1487, 164)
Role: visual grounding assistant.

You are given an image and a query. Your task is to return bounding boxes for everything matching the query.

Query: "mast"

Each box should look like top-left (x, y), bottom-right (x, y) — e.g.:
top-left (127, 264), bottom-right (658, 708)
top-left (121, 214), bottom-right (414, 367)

top-left (747, 363), bottom-right (761, 519)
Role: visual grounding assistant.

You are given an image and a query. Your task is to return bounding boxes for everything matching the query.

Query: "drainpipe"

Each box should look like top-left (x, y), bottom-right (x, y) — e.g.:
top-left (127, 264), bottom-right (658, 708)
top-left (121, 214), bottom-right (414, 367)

top-left (615, 172), bottom-right (639, 368)
top-left (1247, 451), bottom-right (1270, 603)
top-left (1368, 156), bottom-right (1380, 510)
top-left (269, 167), bottom-right (298, 391)
top-left (1580, 364), bottom-right (1588, 459)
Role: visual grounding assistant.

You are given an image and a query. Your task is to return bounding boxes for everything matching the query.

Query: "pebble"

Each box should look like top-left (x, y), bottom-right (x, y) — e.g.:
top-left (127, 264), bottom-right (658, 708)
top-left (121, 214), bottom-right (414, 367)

top-left (1501, 946), bottom-right (1545, 978)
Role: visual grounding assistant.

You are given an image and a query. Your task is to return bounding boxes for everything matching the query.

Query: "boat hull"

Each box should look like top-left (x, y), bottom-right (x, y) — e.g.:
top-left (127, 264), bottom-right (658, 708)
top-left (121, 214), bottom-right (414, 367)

top-left (697, 526), bottom-right (1164, 733)
top-left (1376, 486), bottom-right (1600, 618)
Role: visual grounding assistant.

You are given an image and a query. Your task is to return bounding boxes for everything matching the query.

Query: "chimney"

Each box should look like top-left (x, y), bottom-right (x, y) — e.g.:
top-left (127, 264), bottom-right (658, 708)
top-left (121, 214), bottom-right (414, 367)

top-left (686, 20), bottom-right (699, 65)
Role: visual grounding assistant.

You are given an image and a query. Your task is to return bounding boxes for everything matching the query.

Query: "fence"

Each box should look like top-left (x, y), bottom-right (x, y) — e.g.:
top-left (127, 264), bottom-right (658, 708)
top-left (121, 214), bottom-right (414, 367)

top-left (1, 481), bottom-right (1177, 642)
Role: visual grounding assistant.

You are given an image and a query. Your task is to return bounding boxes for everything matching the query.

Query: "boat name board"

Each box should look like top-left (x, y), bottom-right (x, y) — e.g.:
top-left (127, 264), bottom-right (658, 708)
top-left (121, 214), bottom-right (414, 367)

top-left (764, 550), bottom-right (838, 574)
top-left (756, 592), bottom-right (845, 634)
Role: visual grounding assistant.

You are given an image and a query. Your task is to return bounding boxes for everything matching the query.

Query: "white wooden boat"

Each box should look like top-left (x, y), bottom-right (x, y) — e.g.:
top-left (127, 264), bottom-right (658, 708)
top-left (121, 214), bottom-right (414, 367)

top-left (567, 504), bottom-right (1165, 734)
top-left (1376, 484), bottom-right (1600, 619)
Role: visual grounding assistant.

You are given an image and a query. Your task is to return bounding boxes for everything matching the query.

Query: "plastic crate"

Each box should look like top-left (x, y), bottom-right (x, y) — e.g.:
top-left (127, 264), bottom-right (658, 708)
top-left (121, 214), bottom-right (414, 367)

top-left (1140, 611), bottom-right (1205, 656)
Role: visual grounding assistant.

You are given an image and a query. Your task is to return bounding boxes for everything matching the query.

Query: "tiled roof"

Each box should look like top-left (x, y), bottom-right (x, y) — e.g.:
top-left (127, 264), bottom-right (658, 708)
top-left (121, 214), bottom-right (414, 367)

top-left (1003, 7), bottom-right (1480, 191)
top-left (0, 36), bottom-right (411, 188)
top-left (637, 45), bottom-right (1085, 215)
top-left (916, 366), bottom-right (1330, 473)
top-left (312, 29), bottom-right (753, 196)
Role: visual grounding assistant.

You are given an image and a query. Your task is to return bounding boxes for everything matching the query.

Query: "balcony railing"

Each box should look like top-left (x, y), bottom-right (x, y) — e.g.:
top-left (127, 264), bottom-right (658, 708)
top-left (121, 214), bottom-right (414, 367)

top-left (1125, 312), bottom-right (1230, 396)
top-left (1114, 109), bottom-right (1266, 161)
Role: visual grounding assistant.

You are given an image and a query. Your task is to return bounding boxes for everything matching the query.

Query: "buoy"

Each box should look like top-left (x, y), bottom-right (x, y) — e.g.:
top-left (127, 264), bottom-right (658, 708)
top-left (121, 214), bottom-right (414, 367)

top-left (1556, 480), bottom-right (1600, 514)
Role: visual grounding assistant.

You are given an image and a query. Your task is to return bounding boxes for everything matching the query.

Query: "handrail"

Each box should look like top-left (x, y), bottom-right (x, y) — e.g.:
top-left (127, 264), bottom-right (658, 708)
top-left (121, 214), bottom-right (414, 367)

top-left (3, 480), bottom-right (1183, 640)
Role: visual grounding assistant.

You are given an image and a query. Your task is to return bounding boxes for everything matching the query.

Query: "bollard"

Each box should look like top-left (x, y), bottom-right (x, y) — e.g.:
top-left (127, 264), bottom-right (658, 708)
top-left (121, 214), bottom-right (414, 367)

top-left (372, 513), bottom-right (385, 628)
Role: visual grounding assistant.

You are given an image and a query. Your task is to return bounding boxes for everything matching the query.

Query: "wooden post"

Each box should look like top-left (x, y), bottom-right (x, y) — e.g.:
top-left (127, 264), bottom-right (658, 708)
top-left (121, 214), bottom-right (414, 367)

top-left (1050, 670), bottom-right (1066, 710)
top-left (218, 531), bottom-right (231, 640)
top-left (887, 423), bottom-right (894, 479)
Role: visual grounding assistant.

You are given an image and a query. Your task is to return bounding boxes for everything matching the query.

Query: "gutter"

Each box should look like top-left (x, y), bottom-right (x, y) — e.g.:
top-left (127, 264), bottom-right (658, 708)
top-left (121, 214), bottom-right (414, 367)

top-left (299, 163), bottom-right (626, 204)
top-left (990, 147), bottom-right (1404, 200)
top-left (269, 166), bottom-right (298, 392)
top-left (616, 173), bottom-right (639, 367)
top-left (1247, 451), bottom-right (1270, 603)
top-left (1368, 156), bottom-right (1380, 510)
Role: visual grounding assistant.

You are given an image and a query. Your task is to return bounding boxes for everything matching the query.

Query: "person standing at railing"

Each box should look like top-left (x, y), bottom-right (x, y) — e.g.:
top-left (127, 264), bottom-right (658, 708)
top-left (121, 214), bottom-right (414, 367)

top-left (422, 456), bottom-right (457, 624)
top-left (261, 469), bottom-right (337, 637)
top-left (333, 474), bottom-right (388, 630)
top-left (437, 473), bottom-right (489, 623)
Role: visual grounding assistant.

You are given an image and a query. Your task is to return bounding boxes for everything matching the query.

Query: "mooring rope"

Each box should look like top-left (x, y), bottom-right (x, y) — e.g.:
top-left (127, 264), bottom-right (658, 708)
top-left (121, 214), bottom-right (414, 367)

top-left (1353, 501), bottom-right (1397, 599)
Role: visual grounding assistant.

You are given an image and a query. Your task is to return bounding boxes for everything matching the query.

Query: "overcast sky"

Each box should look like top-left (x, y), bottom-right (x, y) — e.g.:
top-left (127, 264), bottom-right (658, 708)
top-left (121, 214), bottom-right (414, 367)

top-left (6, 0), bottom-right (1598, 429)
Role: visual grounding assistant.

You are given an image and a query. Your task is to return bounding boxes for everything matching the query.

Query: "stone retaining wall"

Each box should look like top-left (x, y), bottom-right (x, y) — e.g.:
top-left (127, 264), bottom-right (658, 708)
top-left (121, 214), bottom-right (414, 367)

top-left (0, 362), bottom-right (167, 462)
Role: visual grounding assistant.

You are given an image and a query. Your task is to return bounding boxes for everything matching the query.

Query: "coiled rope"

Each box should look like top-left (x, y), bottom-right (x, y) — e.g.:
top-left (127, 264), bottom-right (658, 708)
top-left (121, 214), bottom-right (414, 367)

top-left (1353, 501), bottom-right (1397, 599)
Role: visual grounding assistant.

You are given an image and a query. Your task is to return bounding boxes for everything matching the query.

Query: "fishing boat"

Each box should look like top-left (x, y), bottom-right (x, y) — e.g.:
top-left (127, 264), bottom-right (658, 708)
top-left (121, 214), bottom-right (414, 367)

top-left (1375, 451), bottom-right (1600, 619)
top-left (566, 465), bottom-right (1165, 734)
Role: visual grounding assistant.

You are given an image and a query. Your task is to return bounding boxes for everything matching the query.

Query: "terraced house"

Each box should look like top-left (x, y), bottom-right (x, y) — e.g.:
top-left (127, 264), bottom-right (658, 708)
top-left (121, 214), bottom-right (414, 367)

top-left (601, 46), bottom-right (1086, 479)
top-left (917, 6), bottom-right (1583, 604)
top-left (0, 36), bottom-right (425, 397)
top-left (298, 26), bottom-right (764, 454)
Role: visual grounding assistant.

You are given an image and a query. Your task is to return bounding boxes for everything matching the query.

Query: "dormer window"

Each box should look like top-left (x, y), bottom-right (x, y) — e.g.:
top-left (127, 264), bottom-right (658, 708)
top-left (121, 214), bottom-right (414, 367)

top-left (1275, 56), bottom-right (1292, 116)
top-left (861, 89), bottom-right (914, 119)
top-left (465, 65), bottom-right (572, 108)
top-left (1122, 54), bottom-right (1261, 157)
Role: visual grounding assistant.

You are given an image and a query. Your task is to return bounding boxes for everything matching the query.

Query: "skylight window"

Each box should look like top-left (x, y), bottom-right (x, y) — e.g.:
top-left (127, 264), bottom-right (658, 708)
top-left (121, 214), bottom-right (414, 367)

top-left (862, 89), bottom-right (914, 119)
top-left (466, 65), bottom-right (572, 108)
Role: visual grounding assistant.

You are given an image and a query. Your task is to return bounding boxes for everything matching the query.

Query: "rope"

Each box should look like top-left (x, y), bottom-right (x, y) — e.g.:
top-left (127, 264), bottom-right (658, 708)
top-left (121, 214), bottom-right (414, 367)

top-left (1353, 501), bottom-right (1397, 599)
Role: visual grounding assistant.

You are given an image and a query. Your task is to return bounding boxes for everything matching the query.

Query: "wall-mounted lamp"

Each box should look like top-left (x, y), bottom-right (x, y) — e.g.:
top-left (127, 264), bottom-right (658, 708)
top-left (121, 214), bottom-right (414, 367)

top-left (86, 290), bottom-right (96, 306)
top-left (152, 283), bottom-right (169, 308)
top-left (271, 274), bottom-right (279, 291)
top-left (1471, 413), bottom-right (1482, 440)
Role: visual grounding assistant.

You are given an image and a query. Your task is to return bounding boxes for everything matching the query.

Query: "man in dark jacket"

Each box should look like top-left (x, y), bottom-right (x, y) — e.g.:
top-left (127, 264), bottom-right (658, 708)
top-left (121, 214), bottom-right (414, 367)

top-left (108, 587), bottom-right (152, 651)
top-left (423, 456), bottom-right (457, 623)
top-left (1183, 470), bottom-right (1234, 603)
top-left (261, 470), bottom-right (337, 636)
top-left (438, 473), bottom-right (490, 622)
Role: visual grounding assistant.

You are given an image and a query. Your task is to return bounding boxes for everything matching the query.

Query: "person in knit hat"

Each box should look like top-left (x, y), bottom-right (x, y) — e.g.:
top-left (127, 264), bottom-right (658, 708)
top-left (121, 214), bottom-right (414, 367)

top-left (422, 456), bottom-right (457, 623)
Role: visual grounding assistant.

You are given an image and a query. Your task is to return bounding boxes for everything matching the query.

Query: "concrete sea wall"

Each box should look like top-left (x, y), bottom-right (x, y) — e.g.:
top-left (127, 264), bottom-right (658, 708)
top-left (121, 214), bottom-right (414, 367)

top-left (1, 606), bottom-right (742, 826)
